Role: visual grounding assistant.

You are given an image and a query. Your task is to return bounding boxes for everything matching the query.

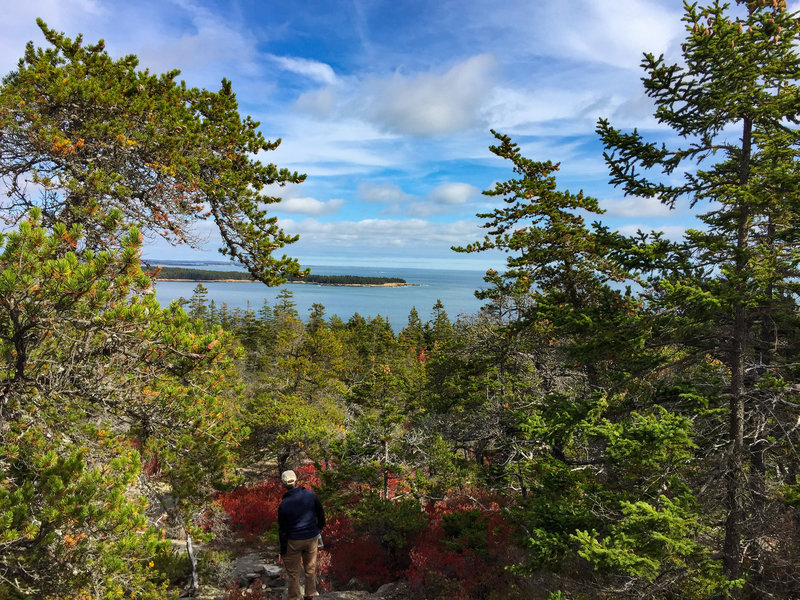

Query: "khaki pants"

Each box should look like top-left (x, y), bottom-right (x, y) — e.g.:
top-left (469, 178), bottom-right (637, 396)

top-left (284, 536), bottom-right (319, 599)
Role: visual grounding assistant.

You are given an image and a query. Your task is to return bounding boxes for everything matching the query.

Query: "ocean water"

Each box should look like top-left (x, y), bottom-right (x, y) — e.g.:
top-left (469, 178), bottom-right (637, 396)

top-left (151, 265), bottom-right (490, 329)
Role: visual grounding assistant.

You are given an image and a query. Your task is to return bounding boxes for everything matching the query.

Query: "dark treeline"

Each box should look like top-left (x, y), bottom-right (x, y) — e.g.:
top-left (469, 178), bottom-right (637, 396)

top-left (152, 266), bottom-right (253, 280)
top-left (152, 266), bottom-right (406, 285)
top-left (288, 274), bottom-right (406, 285)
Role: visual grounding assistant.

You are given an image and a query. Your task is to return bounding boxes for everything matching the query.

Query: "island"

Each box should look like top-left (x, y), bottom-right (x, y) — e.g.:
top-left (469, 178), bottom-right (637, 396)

top-left (150, 266), bottom-right (410, 287)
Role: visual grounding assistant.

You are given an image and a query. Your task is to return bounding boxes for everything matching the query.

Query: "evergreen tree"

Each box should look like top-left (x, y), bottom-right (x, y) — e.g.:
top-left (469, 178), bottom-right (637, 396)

top-left (401, 306), bottom-right (425, 353)
top-left (187, 282), bottom-right (209, 322)
top-left (308, 302), bottom-right (327, 333)
top-left (0, 20), bottom-right (306, 284)
top-left (424, 299), bottom-right (453, 347)
top-left (598, 0), bottom-right (800, 591)
top-left (455, 129), bottom-right (731, 596)
top-left (0, 212), bottom-right (245, 598)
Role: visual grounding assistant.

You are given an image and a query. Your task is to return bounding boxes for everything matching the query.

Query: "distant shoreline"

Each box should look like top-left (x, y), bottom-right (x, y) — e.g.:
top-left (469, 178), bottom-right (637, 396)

top-left (155, 278), bottom-right (414, 287)
top-left (151, 267), bottom-right (413, 287)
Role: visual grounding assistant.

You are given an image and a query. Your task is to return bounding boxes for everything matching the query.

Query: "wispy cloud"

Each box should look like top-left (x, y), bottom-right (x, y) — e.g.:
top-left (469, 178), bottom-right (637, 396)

top-left (276, 196), bottom-right (344, 216)
top-left (364, 54), bottom-right (498, 136)
top-left (504, 0), bottom-right (682, 70)
top-left (357, 182), bottom-right (415, 205)
top-left (355, 182), bottom-right (481, 217)
top-left (281, 217), bottom-right (484, 251)
top-left (601, 196), bottom-right (682, 219)
top-left (294, 54), bottom-right (497, 137)
top-left (268, 54), bottom-right (337, 85)
top-left (427, 183), bottom-right (479, 206)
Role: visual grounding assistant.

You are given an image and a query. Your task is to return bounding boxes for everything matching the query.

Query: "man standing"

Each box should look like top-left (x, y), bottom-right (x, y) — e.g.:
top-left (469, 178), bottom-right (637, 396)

top-left (278, 470), bottom-right (326, 600)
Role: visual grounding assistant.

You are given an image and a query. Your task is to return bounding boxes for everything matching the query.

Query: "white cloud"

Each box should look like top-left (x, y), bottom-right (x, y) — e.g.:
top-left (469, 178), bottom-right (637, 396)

top-left (488, 85), bottom-right (600, 132)
top-left (281, 217), bottom-right (483, 249)
top-left (601, 196), bottom-right (680, 219)
top-left (521, 0), bottom-right (682, 71)
top-left (365, 54), bottom-right (497, 136)
top-left (260, 182), bottom-right (343, 216)
top-left (294, 55), bottom-right (499, 138)
top-left (357, 182), bottom-right (414, 205)
top-left (132, 3), bottom-right (261, 82)
top-left (294, 87), bottom-right (338, 119)
top-left (354, 181), bottom-right (482, 217)
top-left (277, 196), bottom-right (344, 216)
top-left (260, 116), bottom-right (399, 175)
top-left (401, 183), bottom-right (482, 217)
top-left (427, 183), bottom-right (479, 205)
top-left (268, 54), bottom-right (336, 85)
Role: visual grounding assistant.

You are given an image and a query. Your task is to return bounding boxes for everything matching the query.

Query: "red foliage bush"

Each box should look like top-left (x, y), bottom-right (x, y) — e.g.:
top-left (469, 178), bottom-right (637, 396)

top-left (313, 511), bottom-right (394, 591)
top-left (216, 464), bottom-right (320, 538)
top-left (216, 466), bottom-right (522, 598)
top-left (405, 497), bottom-right (519, 599)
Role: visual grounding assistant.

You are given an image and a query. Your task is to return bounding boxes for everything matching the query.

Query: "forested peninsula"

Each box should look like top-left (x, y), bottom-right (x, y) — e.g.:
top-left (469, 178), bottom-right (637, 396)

top-left (152, 266), bottom-right (409, 286)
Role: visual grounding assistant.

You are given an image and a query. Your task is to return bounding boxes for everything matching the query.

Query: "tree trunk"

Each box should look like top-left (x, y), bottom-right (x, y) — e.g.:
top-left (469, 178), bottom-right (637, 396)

top-left (383, 439), bottom-right (389, 499)
top-left (186, 533), bottom-right (199, 597)
top-left (723, 116), bottom-right (752, 590)
top-left (723, 305), bottom-right (746, 584)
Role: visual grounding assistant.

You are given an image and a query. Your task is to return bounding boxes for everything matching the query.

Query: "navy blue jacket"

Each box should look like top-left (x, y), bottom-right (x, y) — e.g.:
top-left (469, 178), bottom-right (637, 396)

top-left (277, 486), bottom-right (325, 555)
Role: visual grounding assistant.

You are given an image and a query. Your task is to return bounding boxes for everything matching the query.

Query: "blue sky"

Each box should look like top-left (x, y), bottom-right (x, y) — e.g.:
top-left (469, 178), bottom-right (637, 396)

top-left (1, 0), bottom-right (721, 271)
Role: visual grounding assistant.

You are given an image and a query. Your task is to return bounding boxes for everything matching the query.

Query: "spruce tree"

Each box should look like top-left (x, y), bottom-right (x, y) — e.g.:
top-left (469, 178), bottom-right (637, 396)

top-left (597, 0), bottom-right (800, 591)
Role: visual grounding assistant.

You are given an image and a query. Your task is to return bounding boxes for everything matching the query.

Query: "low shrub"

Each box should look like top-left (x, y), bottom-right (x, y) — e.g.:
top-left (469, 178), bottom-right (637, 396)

top-left (405, 497), bottom-right (523, 599)
top-left (215, 466), bottom-right (525, 598)
top-left (215, 464), bottom-right (319, 540)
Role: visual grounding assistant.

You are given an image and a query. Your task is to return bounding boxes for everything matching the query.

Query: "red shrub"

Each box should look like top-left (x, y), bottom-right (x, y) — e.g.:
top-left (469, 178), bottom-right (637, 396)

top-left (405, 497), bottom-right (519, 599)
top-left (216, 464), bottom-right (320, 538)
top-left (216, 466), bottom-right (522, 598)
top-left (325, 534), bottom-right (394, 590)
top-left (313, 511), bottom-right (394, 591)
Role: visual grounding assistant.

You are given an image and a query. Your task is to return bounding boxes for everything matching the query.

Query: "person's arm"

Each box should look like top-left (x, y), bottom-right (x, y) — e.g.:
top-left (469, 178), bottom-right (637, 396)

top-left (314, 494), bottom-right (325, 531)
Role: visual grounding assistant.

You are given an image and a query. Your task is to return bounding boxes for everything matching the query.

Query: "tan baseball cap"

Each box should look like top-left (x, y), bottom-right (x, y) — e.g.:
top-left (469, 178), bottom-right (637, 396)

top-left (281, 470), bottom-right (297, 485)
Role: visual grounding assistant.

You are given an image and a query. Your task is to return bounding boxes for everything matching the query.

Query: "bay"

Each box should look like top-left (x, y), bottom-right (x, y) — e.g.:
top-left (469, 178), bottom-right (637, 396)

top-left (151, 264), bottom-right (490, 329)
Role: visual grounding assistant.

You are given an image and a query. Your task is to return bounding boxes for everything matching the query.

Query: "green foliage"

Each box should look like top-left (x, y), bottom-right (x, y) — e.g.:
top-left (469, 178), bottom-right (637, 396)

top-left (350, 495), bottom-right (426, 554)
top-left (151, 548), bottom-right (192, 586)
top-left (573, 495), bottom-right (728, 595)
top-left (0, 428), bottom-right (172, 599)
top-left (444, 2), bottom-right (800, 597)
top-left (441, 509), bottom-right (491, 557)
top-left (0, 20), bottom-right (306, 284)
top-left (589, 407), bottom-right (695, 476)
top-left (0, 213), bottom-right (246, 597)
top-left (237, 292), bottom-right (348, 468)
top-left (597, 0), bottom-right (800, 589)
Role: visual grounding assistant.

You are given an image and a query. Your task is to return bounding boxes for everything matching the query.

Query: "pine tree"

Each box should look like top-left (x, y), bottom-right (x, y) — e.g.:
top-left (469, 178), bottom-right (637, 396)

top-left (597, 0), bottom-right (800, 591)
top-left (0, 211), bottom-right (245, 598)
top-left (0, 20), bottom-right (306, 284)
top-left (424, 299), bottom-right (453, 347)
top-left (187, 282), bottom-right (210, 321)
top-left (401, 306), bottom-right (425, 353)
